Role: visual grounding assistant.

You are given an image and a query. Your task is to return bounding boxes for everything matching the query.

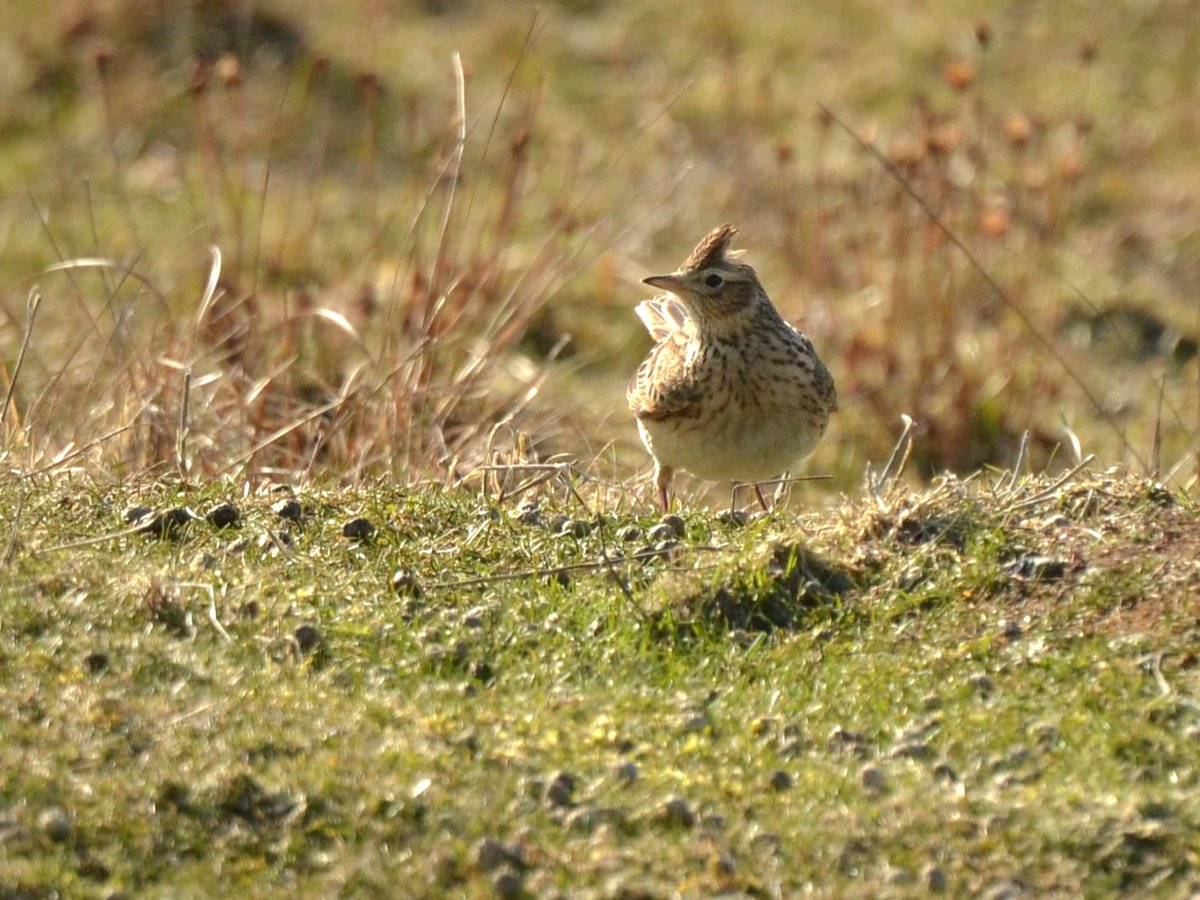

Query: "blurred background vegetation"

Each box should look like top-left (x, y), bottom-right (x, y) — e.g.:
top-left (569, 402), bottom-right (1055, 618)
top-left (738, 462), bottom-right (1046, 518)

top-left (0, 0), bottom-right (1197, 499)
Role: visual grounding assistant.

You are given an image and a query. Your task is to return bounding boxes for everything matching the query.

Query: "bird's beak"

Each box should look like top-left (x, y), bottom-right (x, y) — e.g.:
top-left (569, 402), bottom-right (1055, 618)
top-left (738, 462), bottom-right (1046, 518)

top-left (642, 274), bottom-right (684, 293)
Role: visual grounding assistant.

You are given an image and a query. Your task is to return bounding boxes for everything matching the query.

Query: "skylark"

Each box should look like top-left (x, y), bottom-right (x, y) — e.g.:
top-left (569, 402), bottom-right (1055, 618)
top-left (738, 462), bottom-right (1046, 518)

top-left (628, 224), bottom-right (837, 511)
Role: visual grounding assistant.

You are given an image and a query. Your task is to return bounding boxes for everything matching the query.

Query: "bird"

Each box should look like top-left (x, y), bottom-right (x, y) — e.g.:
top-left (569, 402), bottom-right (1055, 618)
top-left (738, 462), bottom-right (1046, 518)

top-left (627, 224), bottom-right (837, 512)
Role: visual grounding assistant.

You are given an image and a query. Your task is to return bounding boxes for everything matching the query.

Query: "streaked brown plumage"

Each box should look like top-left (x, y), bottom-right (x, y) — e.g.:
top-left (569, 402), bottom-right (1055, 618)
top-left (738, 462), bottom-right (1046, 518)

top-left (628, 224), bottom-right (837, 511)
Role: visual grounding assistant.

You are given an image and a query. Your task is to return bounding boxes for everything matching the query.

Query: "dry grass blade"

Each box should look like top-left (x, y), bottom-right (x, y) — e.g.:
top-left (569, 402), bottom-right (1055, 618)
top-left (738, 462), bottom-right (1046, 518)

top-left (1151, 373), bottom-right (1166, 480)
top-left (41, 257), bottom-right (167, 304)
top-left (1000, 453), bottom-right (1097, 515)
top-left (869, 414), bottom-right (914, 505)
top-left (194, 246), bottom-right (223, 331)
top-left (1, 287), bottom-right (42, 436)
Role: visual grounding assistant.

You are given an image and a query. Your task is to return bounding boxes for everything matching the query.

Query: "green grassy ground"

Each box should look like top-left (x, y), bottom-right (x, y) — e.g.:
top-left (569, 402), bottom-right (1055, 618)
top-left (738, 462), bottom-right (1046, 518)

top-left (2, 468), bottom-right (1198, 896)
top-left (0, 0), bottom-right (1197, 485)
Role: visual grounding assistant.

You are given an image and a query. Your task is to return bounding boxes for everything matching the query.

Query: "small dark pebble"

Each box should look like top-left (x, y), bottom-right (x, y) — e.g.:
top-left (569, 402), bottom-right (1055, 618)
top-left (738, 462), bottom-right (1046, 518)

top-left (969, 673), bottom-right (995, 698)
top-left (157, 782), bottom-right (192, 812)
top-left (550, 515), bottom-right (590, 538)
top-left (84, 652), bottom-right (109, 675)
top-left (616, 524), bottom-right (644, 543)
top-left (473, 837), bottom-right (517, 873)
top-left (294, 623), bottom-right (322, 654)
top-left (342, 517), bottom-right (376, 540)
top-left (544, 771), bottom-right (576, 808)
top-left (828, 726), bottom-right (869, 755)
top-left (658, 513), bottom-right (686, 538)
top-left (657, 796), bottom-right (697, 829)
top-left (472, 660), bottom-right (495, 683)
top-left (932, 761), bottom-right (959, 783)
top-left (925, 864), bottom-right (948, 893)
top-left (492, 868), bottom-right (524, 900)
top-left (1004, 554), bottom-right (1067, 582)
top-left (861, 765), bottom-right (887, 793)
top-left (273, 498), bottom-right (304, 522)
top-left (768, 770), bottom-right (793, 791)
top-left (38, 808), bottom-right (71, 843)
top-left (139, 507), bottom-right (195, 539)
top-left (513, 501), bottom-right (542, 526)
top-left (124, 505), bottom-right (154, 525)
top-left (999, 619), bottom-right (1023, 640)
top-left (206, 503), bottom-right (240, 528)
top-left (614, 761), bottom-right (639, 783)
top-left (716, 508), bottom-right (750, 527)
top-left (646, 522), bottom-right (680, 543)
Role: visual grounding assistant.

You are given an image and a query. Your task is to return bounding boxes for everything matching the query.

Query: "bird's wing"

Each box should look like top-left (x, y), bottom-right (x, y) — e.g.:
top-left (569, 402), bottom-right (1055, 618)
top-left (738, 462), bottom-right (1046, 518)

top-left (627, 328), bottom-right (702, 421)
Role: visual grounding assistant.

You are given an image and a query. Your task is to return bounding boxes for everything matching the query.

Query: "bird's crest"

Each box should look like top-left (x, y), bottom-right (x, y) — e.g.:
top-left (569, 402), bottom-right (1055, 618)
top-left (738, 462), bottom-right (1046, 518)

top-left (683, 223), bottom-right (739, 271)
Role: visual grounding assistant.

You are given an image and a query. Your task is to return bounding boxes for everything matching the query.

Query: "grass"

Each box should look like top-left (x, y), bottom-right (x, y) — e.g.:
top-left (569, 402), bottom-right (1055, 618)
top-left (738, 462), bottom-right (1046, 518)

top-left (2, 0), bottom-right (1200, 895)
top-left (0, 0), bottom-right (1198, 488)
top-left (3, 467), bottom-right (1200, 896)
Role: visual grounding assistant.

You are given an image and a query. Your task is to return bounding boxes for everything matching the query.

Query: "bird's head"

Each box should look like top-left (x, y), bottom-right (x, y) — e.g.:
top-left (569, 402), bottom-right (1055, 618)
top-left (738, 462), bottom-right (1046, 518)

top-left (642, 224), bottom-right (766, 326)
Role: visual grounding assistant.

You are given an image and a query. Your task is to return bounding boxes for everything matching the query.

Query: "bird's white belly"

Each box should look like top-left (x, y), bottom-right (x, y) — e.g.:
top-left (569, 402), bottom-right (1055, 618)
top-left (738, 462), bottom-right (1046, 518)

top-left (639, 409), bottom-right (823, 483)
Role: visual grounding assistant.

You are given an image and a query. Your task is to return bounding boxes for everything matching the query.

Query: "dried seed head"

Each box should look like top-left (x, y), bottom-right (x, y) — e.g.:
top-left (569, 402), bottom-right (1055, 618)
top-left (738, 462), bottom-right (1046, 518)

top-left (1060, 147), bottom-right (1084, 181)
top-left (1003, 113), bottom-right (1032, 148)
top-left (979, 197), bottom-right (1011, 237)
top-left (215, 53), bottom-right (242, 88)
top-left (944, 58), bottom-right (977, 91)
top-left (926, 121), bottom-right (963, 156)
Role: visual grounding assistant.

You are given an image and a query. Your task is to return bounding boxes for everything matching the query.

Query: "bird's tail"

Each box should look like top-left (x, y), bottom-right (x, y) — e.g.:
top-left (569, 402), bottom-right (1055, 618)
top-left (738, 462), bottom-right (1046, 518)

top-left (633, 295), bottom-right (692, 342)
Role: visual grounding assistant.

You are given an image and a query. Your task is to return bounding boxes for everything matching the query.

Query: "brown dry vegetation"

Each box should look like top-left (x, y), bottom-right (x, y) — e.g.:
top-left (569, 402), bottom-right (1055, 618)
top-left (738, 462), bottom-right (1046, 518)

top-left (0, 0), bottom-right (1197, 501)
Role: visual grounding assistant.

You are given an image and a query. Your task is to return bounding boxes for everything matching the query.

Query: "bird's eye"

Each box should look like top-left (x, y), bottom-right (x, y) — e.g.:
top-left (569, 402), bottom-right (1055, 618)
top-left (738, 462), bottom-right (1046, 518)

top-left (704, 273), bottom-right (723, 288)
